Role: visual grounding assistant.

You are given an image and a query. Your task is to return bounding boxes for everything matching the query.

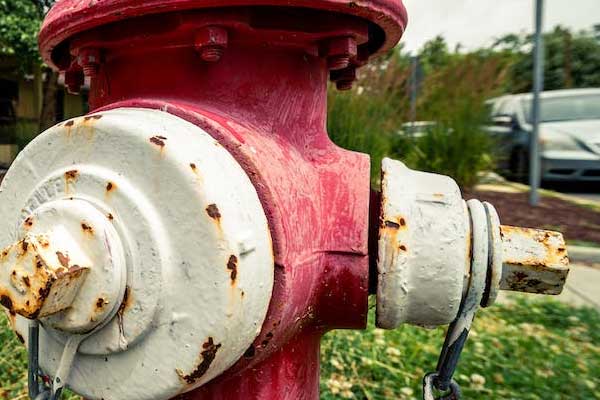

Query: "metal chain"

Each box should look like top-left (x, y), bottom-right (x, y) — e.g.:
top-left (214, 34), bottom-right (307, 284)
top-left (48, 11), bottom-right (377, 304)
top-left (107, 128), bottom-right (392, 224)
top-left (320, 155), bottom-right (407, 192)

top-left (28, 321), bottom-right (90, 400)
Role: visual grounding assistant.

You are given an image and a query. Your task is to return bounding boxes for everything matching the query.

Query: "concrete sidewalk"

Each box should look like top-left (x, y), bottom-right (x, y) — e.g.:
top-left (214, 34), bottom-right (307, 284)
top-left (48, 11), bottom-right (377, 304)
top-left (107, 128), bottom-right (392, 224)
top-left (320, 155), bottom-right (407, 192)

top-left (556, 264), bottom-right (600, 311)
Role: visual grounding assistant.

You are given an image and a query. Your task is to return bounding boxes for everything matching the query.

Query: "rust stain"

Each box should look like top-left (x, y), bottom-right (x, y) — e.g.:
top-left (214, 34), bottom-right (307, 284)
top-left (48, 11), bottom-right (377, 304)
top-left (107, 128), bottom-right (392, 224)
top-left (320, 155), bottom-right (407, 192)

top-left (65, 169), bottom-right (79, 194)
top-left (150, 135), bottom-right (167, 147)
top-left (96, 297), bottom-right (106, 309)
top-left (227, 255), bottom-right (238, 283)
top-left (107, 213), bottom-right (114, 221)
top-left (64, 120), bottom-right (74, 127)
top-left (117, 286), bottom-right (132, 315)
top-left (106, 181), bottom-right (116, 192)
top-left (15, 331), bottom-right (24, 343)
top-left (21, 240), bottom-right (28, 253)
top-left (190, 163), bottom-right (197, 171)
top-left (81, 222), bottom-right (94, 235)
top-left (117, 286), bottom-right (132, 338)
top-left (0, 294), bottom-right (13, 312)
top-left (83, 115), bottom-right (102, 121)
top-left (22, 276), bottom-right (30, 287)
top-left (56, 251), bottom-right (70, 268)
top-left (24, 216), bottom-right (34, 229)
top-left (206, 204), bottom-right (221, 220)
top-left (399, 245), bottom-right (407, 251)
top-left (177, 337), bottom-right (222, 384)
top-left (65, 170), bottom-right (79, 181)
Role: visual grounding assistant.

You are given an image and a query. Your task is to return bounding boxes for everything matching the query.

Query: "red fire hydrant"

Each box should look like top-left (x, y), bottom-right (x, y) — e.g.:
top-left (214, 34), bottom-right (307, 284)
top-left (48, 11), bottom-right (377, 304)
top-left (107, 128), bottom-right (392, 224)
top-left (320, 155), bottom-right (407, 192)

top-left (0, 1), bottom-right (569, 400)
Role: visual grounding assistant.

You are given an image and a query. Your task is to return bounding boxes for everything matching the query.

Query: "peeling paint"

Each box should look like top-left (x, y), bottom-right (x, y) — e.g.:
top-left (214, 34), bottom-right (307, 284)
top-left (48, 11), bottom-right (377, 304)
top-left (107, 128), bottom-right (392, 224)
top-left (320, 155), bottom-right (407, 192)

top-left (177, 337), bottom-right (222, 384)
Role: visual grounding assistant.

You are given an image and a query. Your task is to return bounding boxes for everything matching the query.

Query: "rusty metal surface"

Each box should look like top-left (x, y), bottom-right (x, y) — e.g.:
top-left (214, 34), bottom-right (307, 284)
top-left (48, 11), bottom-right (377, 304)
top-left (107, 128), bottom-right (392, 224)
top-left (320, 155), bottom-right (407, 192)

top-left (0, 232), bottom-right (89, 319)
top-left (500, 225), bottom-right (569, 295)
top-left (39, 0), bottom-right (407, 70)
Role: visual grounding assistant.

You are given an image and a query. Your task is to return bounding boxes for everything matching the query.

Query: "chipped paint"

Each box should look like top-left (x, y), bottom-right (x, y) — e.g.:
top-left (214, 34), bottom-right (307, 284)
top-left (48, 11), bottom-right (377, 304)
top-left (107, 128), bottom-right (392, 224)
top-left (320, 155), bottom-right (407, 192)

top-left (376, 158), bottom-right (468, 328)
top-left (149, 135), bottom-right (166, 147)
top-left (206, 204), bottom-right (221, 220)
top-left (500, 225), bottom-right (569, 295)
top-left (177, 337), bottom-right (222, 384)
top-left (226, 255), bottom-right (238, 283)
top-left (0, 232), bottom-right (90, 319)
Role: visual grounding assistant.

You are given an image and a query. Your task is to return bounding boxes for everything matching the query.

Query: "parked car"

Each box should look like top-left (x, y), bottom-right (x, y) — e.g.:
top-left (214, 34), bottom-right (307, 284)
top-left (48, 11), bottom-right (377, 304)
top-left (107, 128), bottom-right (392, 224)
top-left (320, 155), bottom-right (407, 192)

top-left (485, 88), bottom-right (600, 182)
top-left (398, 121), bottom-right (439, 138)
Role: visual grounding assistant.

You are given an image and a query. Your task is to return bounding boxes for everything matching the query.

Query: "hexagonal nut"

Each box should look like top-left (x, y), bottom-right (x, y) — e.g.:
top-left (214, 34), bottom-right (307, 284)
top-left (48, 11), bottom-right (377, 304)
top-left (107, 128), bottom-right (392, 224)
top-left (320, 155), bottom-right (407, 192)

top-left (500, 226), bottom-right (569, 295)
top-left (0, 232), bottom-right (90, 319)
top-left (194, 26), bottom-right (229, 51)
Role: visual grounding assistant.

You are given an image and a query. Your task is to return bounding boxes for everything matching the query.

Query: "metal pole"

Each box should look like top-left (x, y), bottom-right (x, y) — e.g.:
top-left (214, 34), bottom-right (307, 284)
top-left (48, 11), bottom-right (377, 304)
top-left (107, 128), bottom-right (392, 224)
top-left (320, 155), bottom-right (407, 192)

top-left (409, 56), bottom-right (418, 130)
top-left (529, 0), bottom-right (544, 206)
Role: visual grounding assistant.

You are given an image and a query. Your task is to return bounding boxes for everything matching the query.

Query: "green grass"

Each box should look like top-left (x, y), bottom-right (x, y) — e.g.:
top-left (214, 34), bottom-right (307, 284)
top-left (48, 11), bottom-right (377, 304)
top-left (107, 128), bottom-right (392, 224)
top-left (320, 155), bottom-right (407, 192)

top-left (2, 296), bottom-right (599, 399)
top-left (321, 296), bottom-right (600, 399)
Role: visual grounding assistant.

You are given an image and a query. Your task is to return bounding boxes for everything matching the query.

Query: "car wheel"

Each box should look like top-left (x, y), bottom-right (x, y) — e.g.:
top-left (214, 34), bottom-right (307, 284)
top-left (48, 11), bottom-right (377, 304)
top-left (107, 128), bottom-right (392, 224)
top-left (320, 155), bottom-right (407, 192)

top-left (510, 148), bottom-right (529, 183)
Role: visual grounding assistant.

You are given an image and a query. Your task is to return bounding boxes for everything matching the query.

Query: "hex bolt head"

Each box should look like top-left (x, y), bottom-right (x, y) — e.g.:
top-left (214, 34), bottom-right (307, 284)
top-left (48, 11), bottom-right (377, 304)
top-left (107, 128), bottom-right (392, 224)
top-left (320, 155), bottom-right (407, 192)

top-left (325, 36), bottom-right (358, 71)
top-left (194, 26), bottom-right (228, 63)
top-left (331, 66), bottom-right (357, 91)
top-left (78, 48), bottom-right (101, 78)
top-left (499, 225), bottom-right (569, 295)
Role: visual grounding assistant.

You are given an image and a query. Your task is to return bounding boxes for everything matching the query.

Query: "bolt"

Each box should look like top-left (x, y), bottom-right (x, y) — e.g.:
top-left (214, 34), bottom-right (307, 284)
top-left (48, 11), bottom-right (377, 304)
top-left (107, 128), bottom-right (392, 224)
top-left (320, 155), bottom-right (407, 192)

top-left (325, 36), bottom-right (357, 71)
top-left (0, 232), bottom-right (91, 319)
top-left (499, 225), bottom-right (569, 295)
top-left (331, 66), bottom-right (357, 91)
top-left (194, 26), bottom-right (228, 63)
top-left (64, 68), bottom-right (84, 95)
top-left (78, 48), bottom-right (101, 78)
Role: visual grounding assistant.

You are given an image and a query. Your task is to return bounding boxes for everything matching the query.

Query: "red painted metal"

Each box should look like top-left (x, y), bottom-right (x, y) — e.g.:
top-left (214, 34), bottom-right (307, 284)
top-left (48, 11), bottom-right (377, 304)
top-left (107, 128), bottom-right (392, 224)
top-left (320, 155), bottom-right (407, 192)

top-left (39, 2), bottom-right (407, 399)
top-left (39, 0), bottom-right (407, 70)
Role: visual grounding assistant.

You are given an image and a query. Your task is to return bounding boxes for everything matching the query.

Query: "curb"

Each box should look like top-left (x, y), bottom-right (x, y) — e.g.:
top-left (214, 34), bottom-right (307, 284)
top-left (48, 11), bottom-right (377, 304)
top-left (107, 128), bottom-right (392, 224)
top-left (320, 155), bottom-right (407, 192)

top-left (568, 245), bottom-right (600, 265)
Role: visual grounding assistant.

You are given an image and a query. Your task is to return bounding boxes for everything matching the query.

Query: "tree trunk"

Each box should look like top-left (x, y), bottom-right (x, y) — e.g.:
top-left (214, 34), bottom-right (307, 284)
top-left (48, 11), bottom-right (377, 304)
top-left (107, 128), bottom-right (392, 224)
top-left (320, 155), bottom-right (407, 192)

top-left (39, 68), bottom-right (59, 131)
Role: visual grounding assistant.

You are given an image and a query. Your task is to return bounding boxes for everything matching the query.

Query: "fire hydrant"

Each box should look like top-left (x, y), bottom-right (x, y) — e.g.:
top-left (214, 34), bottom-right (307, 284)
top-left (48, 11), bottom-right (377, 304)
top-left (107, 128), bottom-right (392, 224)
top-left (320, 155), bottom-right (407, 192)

top-left (0, 1), bottom-right (569, 399)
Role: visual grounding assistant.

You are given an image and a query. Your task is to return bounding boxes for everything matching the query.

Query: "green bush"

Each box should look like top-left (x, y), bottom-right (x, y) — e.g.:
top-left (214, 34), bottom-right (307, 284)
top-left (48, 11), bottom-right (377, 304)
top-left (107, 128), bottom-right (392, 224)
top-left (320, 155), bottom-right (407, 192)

top-left (327, 50), bottom-right (510, 189)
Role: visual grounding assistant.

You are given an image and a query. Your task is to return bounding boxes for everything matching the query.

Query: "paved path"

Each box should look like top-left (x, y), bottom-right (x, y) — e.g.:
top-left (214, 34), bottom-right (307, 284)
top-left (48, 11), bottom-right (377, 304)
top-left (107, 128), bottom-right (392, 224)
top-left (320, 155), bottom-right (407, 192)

top-left (499, 263), bottom-right (600, 312)
top-left (557, 264), bottom-right (600, 311)
top-left (570, 192), bottom-right (600, 203)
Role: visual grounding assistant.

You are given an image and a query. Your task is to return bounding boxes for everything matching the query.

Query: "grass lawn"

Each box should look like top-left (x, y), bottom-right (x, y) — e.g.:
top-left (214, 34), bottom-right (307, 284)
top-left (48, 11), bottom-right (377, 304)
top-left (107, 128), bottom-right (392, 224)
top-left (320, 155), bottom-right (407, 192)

top-left (321, 296), bottom-right (600, 400)
top-left (1, 296), bottom-right (599, 399)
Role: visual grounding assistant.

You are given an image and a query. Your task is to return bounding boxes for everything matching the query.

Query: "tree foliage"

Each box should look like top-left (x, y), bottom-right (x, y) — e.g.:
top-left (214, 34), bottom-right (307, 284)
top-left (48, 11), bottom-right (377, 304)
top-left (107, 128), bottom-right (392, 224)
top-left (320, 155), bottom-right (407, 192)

top-left (495, 26), bottom-right (600, 92)
top-left (0, 0), bottom-right (48, 71)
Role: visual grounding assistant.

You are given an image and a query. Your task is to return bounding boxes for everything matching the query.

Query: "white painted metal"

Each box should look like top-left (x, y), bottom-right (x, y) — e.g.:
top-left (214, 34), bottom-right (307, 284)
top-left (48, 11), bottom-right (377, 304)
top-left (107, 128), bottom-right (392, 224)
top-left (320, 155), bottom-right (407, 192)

top-left (376, 159), bottom-right (570, 330)
top-left (30, 199), bottom-right (126, 333)
top-left (376, 158), bottom-right (469, 329)
top-left (0, 108), bottom-right (274, 400)
top-left (500, 225), bottom-right (569, 294)
top-left (482, 202), bottom-right (502, 307)
top-left (446, 200), bottom-right (487, 345)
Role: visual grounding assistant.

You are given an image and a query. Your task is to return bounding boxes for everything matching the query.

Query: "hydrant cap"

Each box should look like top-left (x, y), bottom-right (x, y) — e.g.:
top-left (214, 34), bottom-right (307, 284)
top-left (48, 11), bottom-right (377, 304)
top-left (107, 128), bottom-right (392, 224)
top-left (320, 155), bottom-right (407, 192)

top-left (39, 0), bottom-right (408, 70)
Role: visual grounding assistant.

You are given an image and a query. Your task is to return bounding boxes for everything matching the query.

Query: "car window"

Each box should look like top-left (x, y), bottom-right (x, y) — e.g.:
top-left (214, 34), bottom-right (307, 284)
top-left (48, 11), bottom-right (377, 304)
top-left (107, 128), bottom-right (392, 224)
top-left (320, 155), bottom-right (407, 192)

top-left (522, 93), bottom-right (600, 123)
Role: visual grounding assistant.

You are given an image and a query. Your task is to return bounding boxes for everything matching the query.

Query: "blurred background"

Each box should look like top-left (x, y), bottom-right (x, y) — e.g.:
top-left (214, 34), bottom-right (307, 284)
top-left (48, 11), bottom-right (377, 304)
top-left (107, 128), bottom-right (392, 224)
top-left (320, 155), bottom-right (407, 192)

top-left (0, 1), bottom-right (599, 399)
